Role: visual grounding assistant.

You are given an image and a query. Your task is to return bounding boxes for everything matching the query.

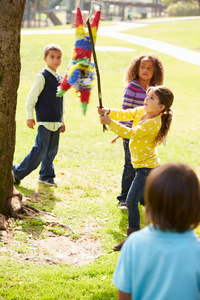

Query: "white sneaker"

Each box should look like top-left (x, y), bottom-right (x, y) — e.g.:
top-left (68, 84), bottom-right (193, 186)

top-left (118, 202), bottom-right (127, 210)
top-left (38, 179), bottom-right (57, 186)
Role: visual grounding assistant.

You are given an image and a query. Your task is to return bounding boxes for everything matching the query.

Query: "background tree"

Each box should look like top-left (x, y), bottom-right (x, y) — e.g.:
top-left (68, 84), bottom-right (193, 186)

top-left (0, 0), bottom-right (26, 213)
top-left (161, 0), bottom-right (200, 16)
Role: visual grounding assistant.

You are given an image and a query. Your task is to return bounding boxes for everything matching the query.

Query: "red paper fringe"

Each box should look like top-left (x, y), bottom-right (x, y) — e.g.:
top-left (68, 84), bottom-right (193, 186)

top-left (75, 7), bottom-right (84, 27)
top-left (91, 11), bottom-right (100, 29)
top-left (73, 48), bottom-right (92, 60)
top-left (78, 90), bottom-right (91, 103)
top-left (60, 75), bottom-right (72, 92)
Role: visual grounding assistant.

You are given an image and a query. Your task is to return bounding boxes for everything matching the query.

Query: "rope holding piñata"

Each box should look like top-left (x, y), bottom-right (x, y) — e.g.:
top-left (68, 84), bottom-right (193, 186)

top-left (57, 7), bottom-right (101, 115)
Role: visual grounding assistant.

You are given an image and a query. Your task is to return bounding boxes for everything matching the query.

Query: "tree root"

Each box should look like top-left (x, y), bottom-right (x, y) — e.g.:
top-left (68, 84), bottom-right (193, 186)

top-left (45, 221), bottom-right (75, 234)
top-left (0, 186), bottom-right (75, 239)
top-left (3, 189), bottom-right (39, 219)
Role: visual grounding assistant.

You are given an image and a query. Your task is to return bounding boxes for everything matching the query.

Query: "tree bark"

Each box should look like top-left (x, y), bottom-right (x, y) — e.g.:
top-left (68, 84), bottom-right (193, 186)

top-left (0, 0), bottom-right (26, 212)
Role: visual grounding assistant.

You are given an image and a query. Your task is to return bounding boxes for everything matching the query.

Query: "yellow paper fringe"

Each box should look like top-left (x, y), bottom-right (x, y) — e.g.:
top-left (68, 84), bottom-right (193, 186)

top-left (86, 27), bottom-right (97, 43)
top-left (75, 25), bottom-right (86, 41)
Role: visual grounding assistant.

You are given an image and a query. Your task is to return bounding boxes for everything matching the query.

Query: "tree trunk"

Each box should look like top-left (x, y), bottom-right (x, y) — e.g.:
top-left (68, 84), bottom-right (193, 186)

top-left (0, 0), bottom-right (26, 212)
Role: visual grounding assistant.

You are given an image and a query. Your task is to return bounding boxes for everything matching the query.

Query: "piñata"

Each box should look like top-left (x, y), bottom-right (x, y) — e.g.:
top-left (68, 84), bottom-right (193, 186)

top-left (57, 7), bottom-right (100, 115)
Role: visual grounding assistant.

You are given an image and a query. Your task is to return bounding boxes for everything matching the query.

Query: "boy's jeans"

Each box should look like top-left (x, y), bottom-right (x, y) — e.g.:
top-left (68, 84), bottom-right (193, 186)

top-left (13, 125), bottom-right (60, 181)
top-left (126, 167), bottom-right (152, 229)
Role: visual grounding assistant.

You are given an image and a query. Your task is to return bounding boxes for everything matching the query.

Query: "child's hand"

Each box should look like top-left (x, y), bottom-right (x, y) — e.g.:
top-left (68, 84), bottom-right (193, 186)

top-left (97, 106), bottom-right (110, 116)
top-left (60, 123), bottom-right (66, 133)
top-left (99, 114), bottom-right (111, 125)
top-left (110, 135), bottom-right (120, 144)
top-left (27, 119), bottom-right (35, 129)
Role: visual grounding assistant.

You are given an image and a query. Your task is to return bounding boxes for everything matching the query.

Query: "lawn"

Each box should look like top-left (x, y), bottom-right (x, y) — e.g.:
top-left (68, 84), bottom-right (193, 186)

top-left (0, 18), bottom-right (200, 299)
top-left (123, 18), bottom-right (200, 52)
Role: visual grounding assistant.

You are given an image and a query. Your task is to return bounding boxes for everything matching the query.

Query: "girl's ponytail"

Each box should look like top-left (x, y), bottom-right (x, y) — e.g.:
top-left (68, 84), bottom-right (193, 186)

top-left (154, 108), bottom-right (173, 145)
top-left (151, 86), bottom-right (174, 145)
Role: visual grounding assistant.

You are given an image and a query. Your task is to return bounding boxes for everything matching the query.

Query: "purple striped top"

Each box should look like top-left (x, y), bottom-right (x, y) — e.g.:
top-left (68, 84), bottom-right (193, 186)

top-left (120, 80), bottom-right (147, 128)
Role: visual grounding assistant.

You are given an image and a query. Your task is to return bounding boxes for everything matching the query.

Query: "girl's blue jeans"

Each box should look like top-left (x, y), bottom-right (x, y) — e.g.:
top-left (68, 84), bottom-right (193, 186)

top-left (117, 139), bottom-right (135, 202)
top-left (126, 167), bottom-right (152, 229)
top-left (13, 125), bottom-right (60, 181)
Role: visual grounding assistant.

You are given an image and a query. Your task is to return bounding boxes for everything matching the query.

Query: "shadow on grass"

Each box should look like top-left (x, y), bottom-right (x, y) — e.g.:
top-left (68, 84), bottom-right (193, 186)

top-left (118, 209), bottom-right (128, 231)
top-left (14, 184), bottom-right (60, 238)
top-left (108, 209), bottom-right (128, 243)
top-left (109, 203), bottom-right (146, 243)
top-left (17, 183), bottom-right (58, 212)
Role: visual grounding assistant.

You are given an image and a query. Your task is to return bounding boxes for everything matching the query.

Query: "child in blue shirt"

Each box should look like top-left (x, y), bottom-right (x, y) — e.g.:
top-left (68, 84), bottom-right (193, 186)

top-left (113, 162), bottom-right (200, 300)
top-left (13, 44), bottom-right (65, 186)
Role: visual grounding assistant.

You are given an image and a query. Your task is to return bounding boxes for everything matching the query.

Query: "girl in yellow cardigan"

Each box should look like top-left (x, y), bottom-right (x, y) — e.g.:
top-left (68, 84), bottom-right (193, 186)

top-left (98, 85), bottom-right (174, 251)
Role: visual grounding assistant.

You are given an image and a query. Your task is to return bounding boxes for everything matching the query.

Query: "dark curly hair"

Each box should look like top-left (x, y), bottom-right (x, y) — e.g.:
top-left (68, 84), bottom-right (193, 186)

top-left (124, 53), bottom-right (164, 86)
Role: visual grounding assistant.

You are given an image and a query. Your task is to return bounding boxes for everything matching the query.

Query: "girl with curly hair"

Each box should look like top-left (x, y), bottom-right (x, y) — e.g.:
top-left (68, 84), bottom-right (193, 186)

top-left (112, 54), bottom-right (164, 209)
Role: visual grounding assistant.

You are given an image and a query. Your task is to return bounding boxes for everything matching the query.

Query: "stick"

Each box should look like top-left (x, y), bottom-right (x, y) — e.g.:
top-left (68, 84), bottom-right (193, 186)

top-left (86, 13), bottom-right (107, 132)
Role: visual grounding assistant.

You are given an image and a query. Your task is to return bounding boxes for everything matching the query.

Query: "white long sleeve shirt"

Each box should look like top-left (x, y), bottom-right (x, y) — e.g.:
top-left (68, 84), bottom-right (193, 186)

top-left (26, 66), bottom-right (65, 132)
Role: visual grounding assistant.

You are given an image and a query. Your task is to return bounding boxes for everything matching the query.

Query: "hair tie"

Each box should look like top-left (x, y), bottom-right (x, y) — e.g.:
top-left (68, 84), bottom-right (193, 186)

top-left (164, 108), bottom-right (171, 114)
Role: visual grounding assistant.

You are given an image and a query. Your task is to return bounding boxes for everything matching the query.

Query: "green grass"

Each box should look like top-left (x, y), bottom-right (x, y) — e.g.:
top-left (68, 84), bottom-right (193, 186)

top-left (123, 19), bottom-right (200, 52)
top-left (1, 18), bottom-right (200, 299)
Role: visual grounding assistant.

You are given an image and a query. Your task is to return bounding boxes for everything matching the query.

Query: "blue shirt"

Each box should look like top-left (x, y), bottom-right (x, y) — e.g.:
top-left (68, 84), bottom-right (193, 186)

top-left (113, 225), bottom-right (200, 300)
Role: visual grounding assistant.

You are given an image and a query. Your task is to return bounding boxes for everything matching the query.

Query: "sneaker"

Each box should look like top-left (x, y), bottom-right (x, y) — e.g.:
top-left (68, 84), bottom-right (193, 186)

top-left (14, 177), bottom-right (21, 185)
top-left (118, 202), bottom-right (127, 210)
top-left (38, 179), bottom-right (57, 186)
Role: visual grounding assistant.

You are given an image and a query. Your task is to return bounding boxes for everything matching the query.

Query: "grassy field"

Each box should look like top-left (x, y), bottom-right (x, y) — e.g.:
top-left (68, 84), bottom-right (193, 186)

top-left (123, 18), bottom-right (200, 52)
top-left (0, 18), bottom-right (200, 299)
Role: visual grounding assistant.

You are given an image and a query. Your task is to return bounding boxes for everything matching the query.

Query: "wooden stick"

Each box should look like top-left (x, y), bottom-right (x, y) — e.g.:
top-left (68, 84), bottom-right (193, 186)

top-left (86, 14), bottom-right (107, 132)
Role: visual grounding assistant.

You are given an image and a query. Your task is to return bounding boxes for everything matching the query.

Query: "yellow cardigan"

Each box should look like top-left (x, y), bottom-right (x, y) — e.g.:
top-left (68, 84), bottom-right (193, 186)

top-left (109, 106), bottom-right (161, 169)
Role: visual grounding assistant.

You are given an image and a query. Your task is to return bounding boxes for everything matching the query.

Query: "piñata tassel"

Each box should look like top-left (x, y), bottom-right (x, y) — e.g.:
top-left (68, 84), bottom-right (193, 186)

top-left (57, 75), bottom-right (72, 96)
top-left (79, 90), bottom-right (91, 115)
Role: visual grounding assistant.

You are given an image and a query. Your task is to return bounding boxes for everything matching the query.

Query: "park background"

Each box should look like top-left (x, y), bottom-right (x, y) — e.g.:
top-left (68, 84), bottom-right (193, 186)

top-left (0, 15), bottom-right (200, 300)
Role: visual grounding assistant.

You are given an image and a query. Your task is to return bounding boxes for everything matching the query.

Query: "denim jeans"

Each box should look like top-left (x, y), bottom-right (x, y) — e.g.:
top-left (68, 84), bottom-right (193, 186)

top-left (13, 125), bottom-right (60, 181)
top-left (117, 139), bottom-right (135, 202)
top-left (126, 167), bottom-right (152, 229)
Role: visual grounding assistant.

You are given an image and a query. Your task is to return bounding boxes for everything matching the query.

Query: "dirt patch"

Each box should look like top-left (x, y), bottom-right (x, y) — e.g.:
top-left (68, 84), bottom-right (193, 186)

top-left (0, 195), bottom-right (106, 266)
top-left (0, 231), bottom-right (105, 266)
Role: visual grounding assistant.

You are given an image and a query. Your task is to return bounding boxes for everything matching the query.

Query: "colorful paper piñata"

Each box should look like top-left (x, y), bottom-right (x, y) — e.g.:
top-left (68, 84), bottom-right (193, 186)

top-left (57, 7), bottom-right (100, 115)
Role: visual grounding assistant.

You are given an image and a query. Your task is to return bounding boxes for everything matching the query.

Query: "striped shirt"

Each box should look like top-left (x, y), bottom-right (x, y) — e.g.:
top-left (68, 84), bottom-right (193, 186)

top-left (121, 80), bottom-right (147, 129)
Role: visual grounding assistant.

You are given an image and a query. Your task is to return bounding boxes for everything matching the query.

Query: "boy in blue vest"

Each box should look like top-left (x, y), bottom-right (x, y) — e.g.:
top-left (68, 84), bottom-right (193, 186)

top-left (13, 43), bottom-right (65, 186)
